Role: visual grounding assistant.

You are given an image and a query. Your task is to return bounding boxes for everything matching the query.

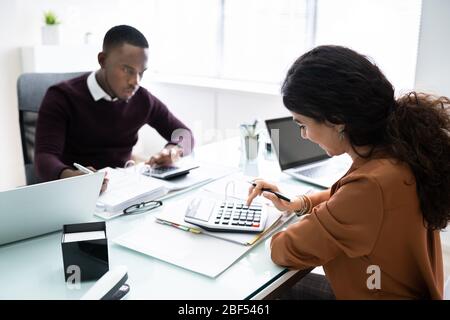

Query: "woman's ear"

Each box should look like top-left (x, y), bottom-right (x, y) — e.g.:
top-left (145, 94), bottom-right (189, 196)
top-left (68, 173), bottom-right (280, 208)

top-left (336, 124), bottom-right (345, 133)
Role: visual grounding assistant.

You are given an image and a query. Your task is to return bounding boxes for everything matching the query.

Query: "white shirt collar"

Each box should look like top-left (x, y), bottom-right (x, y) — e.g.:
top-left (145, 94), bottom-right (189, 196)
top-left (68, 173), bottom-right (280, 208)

top-left (87, 71), bottom-right (118, 102)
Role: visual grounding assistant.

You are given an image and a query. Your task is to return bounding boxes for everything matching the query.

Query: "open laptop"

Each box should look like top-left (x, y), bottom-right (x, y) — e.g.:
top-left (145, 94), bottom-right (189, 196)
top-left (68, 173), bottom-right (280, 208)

top-left (0, 172), bottom-right (105, 246)
top-left (265, 116), bottom-right (352, 188)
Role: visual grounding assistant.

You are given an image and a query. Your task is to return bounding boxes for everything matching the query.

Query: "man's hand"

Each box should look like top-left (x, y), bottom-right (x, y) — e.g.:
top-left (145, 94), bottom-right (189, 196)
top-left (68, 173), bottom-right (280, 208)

top-left (60, 166), bottom-right (109, 194)
top-left (146, 145), bottom-right (183, 168)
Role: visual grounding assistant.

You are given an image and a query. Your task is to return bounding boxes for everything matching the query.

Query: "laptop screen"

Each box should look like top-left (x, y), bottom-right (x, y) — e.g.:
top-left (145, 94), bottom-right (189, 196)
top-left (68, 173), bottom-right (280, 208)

top-left (265, 117), bottom-right (330, 170)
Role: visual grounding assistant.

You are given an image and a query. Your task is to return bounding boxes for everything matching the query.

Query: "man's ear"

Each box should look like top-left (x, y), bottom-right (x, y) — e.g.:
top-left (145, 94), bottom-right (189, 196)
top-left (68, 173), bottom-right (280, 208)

top-left (98, 52), bottom-right (107, 68)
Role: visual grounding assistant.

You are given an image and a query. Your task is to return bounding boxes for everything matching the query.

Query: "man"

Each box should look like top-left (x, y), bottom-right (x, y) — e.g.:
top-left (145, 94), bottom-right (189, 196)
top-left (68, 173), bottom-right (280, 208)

top-left (34, 25), bottom-right (194, 192)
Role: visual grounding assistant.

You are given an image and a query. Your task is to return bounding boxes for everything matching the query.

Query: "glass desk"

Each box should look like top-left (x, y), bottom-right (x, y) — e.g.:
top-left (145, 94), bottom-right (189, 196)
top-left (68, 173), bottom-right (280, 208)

top-left (0, 137), bottom-right (323, 299)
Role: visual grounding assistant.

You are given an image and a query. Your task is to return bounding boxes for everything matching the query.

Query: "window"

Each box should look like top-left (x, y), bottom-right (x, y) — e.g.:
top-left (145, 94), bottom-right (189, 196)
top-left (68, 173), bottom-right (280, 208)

top-left (149, 0), bottom-right (312, 83)
top-left (137, 0), bottom-right (422, 90)
top-left (41, 0), bottom-right (422, 90)
top-left (222, 0), bottom-right (312, 83)
top-left (315, 0), bottom-right (422, 91)
top-left (60, 0), bottom-right (414, 89)
top-left (150, 0), bottom-right (220, 77)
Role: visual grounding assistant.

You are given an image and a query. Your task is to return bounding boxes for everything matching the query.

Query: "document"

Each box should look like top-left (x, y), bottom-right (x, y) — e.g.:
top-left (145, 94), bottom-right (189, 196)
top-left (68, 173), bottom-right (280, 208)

top-left (95, 162), bottom-right (238, 220)
top-left (153, 194), bottom-right (295, 246)
top-left (114, 215), bottom-right (248, 278)
top-left (113, 193), bottom-right (296, 278)
top-left (96, 167), bottom-right (166, 213)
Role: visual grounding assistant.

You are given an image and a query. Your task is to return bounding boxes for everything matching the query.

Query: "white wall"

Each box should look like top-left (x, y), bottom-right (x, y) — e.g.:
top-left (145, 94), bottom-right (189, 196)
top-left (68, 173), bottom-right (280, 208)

top-left (415, 0), bottom-right (450, 97)
top-left (0, 2), bottom-right (29, 190)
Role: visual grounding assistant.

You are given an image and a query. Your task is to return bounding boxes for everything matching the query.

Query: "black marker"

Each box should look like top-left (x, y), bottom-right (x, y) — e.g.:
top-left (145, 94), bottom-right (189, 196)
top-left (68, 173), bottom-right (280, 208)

top-left (249, 182), bottom-right (291, 202)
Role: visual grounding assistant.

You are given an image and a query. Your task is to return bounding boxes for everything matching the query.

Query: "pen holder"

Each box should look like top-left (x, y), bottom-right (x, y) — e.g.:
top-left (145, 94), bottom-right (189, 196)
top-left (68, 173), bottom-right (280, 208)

top-left (243, 134), bottom-right (260, 161)
top-left (61, 221), bottom-right (109, 282)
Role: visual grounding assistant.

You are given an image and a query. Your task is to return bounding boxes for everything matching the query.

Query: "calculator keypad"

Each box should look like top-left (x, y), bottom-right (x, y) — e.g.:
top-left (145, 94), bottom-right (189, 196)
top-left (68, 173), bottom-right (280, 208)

top-left (215, 201), bottom-right (263, 230)
top-left (184, 198), bottom-right (267, 232)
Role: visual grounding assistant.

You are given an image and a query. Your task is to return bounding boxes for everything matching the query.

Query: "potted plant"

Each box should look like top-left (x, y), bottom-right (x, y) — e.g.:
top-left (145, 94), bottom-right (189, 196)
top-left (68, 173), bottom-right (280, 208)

top-left (41, 11), bottom-right (61, 45)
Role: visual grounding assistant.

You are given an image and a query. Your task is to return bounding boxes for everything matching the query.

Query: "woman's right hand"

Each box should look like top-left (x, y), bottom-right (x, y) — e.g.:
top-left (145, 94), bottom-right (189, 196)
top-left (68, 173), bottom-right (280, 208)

top-left (247, 179), bottom-right (303, 212)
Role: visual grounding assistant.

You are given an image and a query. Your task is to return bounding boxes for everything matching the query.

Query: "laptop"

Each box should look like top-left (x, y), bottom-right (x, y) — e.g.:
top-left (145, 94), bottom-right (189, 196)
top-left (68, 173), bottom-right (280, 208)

top-left (265, 117), bottom-right (352, 188)
top-left (0, 172), bottom-right (105, 246)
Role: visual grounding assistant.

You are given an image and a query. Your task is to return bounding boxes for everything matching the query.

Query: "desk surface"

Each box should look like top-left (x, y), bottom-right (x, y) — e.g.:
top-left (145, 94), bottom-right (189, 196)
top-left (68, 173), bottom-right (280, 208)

top-left (0, 137), bottom-right (322, 299)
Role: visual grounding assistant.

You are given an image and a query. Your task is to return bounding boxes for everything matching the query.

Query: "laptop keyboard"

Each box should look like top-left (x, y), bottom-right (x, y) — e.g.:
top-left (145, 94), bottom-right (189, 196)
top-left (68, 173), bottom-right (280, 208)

top-left (296, 165), bottom-right (344, 178)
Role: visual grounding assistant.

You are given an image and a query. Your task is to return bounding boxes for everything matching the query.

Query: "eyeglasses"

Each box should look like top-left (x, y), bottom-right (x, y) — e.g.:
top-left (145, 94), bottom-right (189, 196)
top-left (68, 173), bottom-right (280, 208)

top-left (123, 200), bottom-right (163, 215)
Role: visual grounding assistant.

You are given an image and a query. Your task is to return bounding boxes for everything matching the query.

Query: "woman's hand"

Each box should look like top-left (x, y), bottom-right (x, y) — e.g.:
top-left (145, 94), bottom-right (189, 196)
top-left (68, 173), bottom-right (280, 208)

top-left (247, 179), bottom-right (303, 212)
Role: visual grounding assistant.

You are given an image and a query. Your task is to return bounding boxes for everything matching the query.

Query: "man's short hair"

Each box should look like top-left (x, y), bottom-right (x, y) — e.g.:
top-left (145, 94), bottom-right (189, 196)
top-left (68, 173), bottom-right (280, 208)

top-left (103, 25), bottom-right (149, 51)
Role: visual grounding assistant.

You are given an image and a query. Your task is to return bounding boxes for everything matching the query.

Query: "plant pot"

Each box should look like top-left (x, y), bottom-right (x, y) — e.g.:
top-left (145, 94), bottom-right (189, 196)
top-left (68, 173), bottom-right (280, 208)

top-left (41, 25), bottom-right (60, 45)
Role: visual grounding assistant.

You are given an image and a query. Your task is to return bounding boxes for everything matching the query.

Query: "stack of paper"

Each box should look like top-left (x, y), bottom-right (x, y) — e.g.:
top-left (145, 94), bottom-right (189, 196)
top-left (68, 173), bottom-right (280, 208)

top-left (96, 167), bottom-right (167, 213)
top-left (95, 162), bottom-right (238, 220)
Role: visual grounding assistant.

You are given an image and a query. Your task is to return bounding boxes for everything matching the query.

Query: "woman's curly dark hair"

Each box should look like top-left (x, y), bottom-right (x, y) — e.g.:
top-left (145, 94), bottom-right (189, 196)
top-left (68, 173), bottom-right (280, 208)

top-left (282, 45), bottom-right (450, 230)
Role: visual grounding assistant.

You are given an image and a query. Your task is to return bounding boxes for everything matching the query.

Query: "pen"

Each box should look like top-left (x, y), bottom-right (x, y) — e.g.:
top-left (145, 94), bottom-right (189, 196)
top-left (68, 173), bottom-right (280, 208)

top-left (156, 219), bottom-right (201, 234)
top-left (248, 182), bottom-right (291, 202)
top-left (73, 162), bottom-right (95, 174)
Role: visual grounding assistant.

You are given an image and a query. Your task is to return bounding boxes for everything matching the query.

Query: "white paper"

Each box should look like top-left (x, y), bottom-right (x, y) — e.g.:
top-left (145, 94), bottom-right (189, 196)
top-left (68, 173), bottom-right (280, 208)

top-left (113, 190), bottom-right (295, 278)
top-left (63, 231), bottom-right (105, 243)
top-left (114, 217), bottom-right (250, 278)
top-left (96, 167), bottom-right (167, 212)
top-left (94, 163), bottom-right (238, 220)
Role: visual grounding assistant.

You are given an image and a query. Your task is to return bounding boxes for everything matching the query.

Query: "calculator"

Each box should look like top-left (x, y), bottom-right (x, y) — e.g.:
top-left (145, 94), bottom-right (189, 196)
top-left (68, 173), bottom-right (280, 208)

top-left (184, 198), bottom-right (267, 233)
top-left (143, 164), bottom-right (199, 180)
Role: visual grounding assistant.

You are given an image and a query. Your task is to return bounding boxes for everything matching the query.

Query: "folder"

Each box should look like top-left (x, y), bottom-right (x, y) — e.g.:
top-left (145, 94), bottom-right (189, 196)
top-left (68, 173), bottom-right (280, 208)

top-left (152, 196), bottom-right (295, 246)
top-left (113, 196), bottom-right (295, 277)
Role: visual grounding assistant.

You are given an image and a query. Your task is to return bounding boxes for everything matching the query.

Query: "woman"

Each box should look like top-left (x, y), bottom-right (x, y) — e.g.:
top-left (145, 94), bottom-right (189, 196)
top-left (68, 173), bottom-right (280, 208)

top-left (247, 45), bottom-right (450, 299)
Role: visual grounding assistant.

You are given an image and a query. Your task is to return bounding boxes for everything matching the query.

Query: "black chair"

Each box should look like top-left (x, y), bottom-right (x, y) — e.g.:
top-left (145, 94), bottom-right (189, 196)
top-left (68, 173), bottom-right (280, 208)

top-left (17, 72), bottom-right (86, 185)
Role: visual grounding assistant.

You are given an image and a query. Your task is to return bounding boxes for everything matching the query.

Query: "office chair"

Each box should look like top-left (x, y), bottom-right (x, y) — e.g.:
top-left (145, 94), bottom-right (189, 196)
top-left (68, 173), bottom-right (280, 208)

top-left (17, 72), bottom-right (87, 185)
